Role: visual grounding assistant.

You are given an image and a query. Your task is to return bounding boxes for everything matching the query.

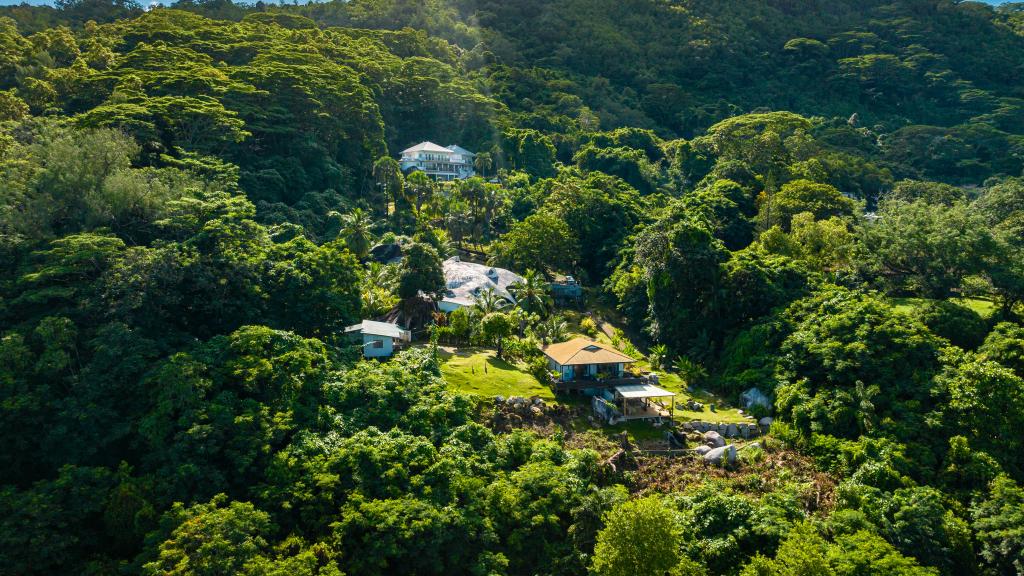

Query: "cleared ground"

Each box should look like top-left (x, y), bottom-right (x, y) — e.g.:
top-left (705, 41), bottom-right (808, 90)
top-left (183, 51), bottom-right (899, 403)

top-left (891, 296), bottom-right (998, 318)
top-left (433, 308), bottom-right (751, 443)
top-left (438, 347), bottom-right (555, 400)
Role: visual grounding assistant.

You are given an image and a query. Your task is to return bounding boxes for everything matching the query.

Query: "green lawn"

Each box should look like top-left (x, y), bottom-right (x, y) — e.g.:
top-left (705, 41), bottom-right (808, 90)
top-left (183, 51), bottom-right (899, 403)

top-left (439, 347), bottom-right (555, 400)
top-left (891, 296), bottom-right (998, 318)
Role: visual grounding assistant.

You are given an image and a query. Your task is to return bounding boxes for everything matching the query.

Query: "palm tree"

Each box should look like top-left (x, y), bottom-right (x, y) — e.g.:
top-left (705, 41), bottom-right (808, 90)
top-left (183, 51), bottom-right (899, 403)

top-left (473, 152), bottom-right (493, 178)
top-left (509, 269), bottom-right (551, 316)
top-left (405, 171), bottom-right (435, 218)
top-left (854, 380), bottom-right (880, 434)
top-left (338, 207), bottom-right (373, 259)
top-left (473, 286), bottom-right (509, 315)
top-left (673, 355), bottom-right (708, 388)
top-left (480, 186), bottom-right (503, 241)
top-left (533, 314), bottom-right (569, 345)
top-left (444, 205), bottom-right (471, 248)
top-left (372, 156), bottom-right (402, 217)
top-left (648, 344), bottom-right (669, 370)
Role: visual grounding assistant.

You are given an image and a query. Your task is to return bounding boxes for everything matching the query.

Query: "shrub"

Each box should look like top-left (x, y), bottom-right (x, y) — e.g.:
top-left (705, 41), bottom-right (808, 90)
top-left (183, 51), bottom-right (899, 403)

top-left (739, 445), bottom-right (766, 466)
top-left (917, 300), bottom-right (988, 350)
top-left (648, 344), bottom-right (669, 369)
top-left (620, 342), bottom-right (641, 360)
top-left (431, 325), bottom-right (455, 344)
top-left (528, 356), bottom-right (553, 384)
top-left (502, 337), bottom-right (543, 362)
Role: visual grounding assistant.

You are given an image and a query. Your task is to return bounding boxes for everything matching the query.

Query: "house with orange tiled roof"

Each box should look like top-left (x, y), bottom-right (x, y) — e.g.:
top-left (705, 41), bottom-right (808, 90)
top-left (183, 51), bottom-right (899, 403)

top-left (541, 337), bottom-right (636, 383)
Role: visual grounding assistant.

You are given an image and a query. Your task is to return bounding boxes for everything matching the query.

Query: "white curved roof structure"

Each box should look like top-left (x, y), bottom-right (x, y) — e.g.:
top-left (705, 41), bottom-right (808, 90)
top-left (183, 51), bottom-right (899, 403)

top-left (440, 257), bottom-right (524, 310)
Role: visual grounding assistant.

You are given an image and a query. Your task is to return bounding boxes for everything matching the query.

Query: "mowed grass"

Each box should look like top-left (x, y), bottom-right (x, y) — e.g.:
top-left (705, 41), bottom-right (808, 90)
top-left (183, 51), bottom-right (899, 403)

top-left (439, 347), bottom-right (555, 400)
top-left (891, 296), bottom-right (998, 318)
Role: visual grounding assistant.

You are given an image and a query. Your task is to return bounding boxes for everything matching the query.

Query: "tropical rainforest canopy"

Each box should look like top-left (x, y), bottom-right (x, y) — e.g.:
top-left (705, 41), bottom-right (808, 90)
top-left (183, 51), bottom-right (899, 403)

top-left (2, 0), bottom-right (1024, 574)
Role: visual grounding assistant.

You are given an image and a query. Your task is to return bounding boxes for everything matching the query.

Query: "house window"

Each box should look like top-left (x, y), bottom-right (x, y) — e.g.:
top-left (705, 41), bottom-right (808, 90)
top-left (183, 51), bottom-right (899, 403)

top-left (371, 339), bottom-right (384, 349)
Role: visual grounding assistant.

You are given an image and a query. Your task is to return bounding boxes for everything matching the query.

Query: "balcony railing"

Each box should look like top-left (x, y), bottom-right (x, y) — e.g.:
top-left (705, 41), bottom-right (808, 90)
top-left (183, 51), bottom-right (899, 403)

top-left (554, 376), bottom-right (646, 391)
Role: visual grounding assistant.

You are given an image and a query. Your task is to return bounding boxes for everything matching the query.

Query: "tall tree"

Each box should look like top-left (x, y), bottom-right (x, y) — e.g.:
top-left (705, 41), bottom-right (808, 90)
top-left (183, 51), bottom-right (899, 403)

top-left (397, 243), bottom-right (445, 303)
top-left (508, 269), bottom-right (551, 316)
top-left (337, 207), bottom-right (374, 260)
top-left (372, 156), bottom-right (403, 218)
top-left (591, 496), bottom-right (696, 576)
top-left (473, 152), bottom-right (493, 178)
top-left (489, 213), bottom-right (577, 276)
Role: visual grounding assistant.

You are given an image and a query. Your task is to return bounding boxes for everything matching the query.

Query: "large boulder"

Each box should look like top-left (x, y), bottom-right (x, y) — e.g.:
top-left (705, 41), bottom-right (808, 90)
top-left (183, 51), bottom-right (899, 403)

top-left (740, 387), bottom-right (772, 411)
top-left (369, 242), bottom-right (402, 263)
top-left (758, 416), bottom-right (774, 429)
top-left (703, 431), bottom-right (726, 448)
top-left (703, 445), bottom-right (737, 466)
top-left (726, 423), bottom-right (738, 438)
top-left (695, 445), bottom-right (712, 456)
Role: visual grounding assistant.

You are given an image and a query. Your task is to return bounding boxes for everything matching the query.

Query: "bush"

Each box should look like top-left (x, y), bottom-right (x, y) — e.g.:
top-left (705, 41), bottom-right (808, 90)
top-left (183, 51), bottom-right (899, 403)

top-left (739, 445), bottom-right (766, 466)
top-left (528, 356), bottom-right (553, 384)
top-left (580, 317), bottom-right (599, 337)
top-left (620, 342), bottom-right (640, 360)
top-left (766, 421), bottom-right (801, 448)
top-left (917, 300), bottom-right (988, 350)
top-left (431, 325), bottom-right (455, 344)
top-left (746, 403), bottom-right (772, 420)
top-left (502, 336), bottom-right (543, 362)
top-left (648, 344), bottom-right (669, 369)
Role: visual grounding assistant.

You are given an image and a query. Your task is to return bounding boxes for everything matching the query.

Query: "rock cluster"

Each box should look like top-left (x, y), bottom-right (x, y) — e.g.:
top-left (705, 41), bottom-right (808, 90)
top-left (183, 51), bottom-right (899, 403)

top-left (680, 399), bottom-right (704, 411)
top-left (689, 430), bottom-right (738, 466)
top-left (703, 430), bottom-right (726, 448)
top-left (491, 395), bottom-right (569, 432)
top-left (703, 444), bottom-right (737, 466)
top-left (682, 420), bottom-right (767, 439)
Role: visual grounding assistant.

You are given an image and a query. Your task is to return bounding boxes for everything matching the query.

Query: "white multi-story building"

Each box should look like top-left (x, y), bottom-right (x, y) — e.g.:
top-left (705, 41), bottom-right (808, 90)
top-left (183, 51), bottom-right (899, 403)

top-left (399, 141), bottom-right (476, 181)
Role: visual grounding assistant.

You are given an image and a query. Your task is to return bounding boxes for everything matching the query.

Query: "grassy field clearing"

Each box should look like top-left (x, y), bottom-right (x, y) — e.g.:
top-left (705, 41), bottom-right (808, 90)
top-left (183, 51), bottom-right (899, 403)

top-left (891, 296), bottom-right (997, 318)
top-left (438, 347), bottom-right (555, 400)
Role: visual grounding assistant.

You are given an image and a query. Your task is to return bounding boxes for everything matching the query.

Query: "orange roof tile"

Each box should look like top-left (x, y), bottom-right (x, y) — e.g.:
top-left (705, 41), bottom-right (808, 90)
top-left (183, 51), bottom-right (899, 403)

top-left (541, 337), bottom-right (635, 365)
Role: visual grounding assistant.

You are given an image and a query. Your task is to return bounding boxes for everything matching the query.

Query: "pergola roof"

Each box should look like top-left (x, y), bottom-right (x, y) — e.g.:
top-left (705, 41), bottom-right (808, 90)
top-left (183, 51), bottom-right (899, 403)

top-left (615, 383), bottom-right (675, 399)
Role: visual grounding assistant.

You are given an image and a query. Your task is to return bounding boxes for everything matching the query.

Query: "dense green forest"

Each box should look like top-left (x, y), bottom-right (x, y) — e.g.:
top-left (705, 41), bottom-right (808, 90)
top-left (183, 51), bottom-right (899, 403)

top-left (2, 0), bottom-right (1024, 574)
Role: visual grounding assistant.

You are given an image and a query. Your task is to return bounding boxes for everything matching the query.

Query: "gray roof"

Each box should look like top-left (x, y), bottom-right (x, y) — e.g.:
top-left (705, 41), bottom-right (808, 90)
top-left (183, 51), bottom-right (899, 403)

top-left (345, 320), bottom-right (410, 339)
top-left (401, 141), bottom-right (453, 154)
top-left (446, 144), bottom-right (475, 157)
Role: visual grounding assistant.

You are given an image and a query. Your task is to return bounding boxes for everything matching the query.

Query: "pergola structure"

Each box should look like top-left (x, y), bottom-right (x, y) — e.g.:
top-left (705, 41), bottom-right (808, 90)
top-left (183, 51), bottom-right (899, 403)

top-left (613, 384), bottom-right (676, 421)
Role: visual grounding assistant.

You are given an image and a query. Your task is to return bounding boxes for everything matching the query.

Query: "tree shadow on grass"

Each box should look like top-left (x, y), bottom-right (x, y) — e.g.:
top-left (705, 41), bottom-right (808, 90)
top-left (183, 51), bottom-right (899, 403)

top-left (485, 356), bottom-right (518, 371)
